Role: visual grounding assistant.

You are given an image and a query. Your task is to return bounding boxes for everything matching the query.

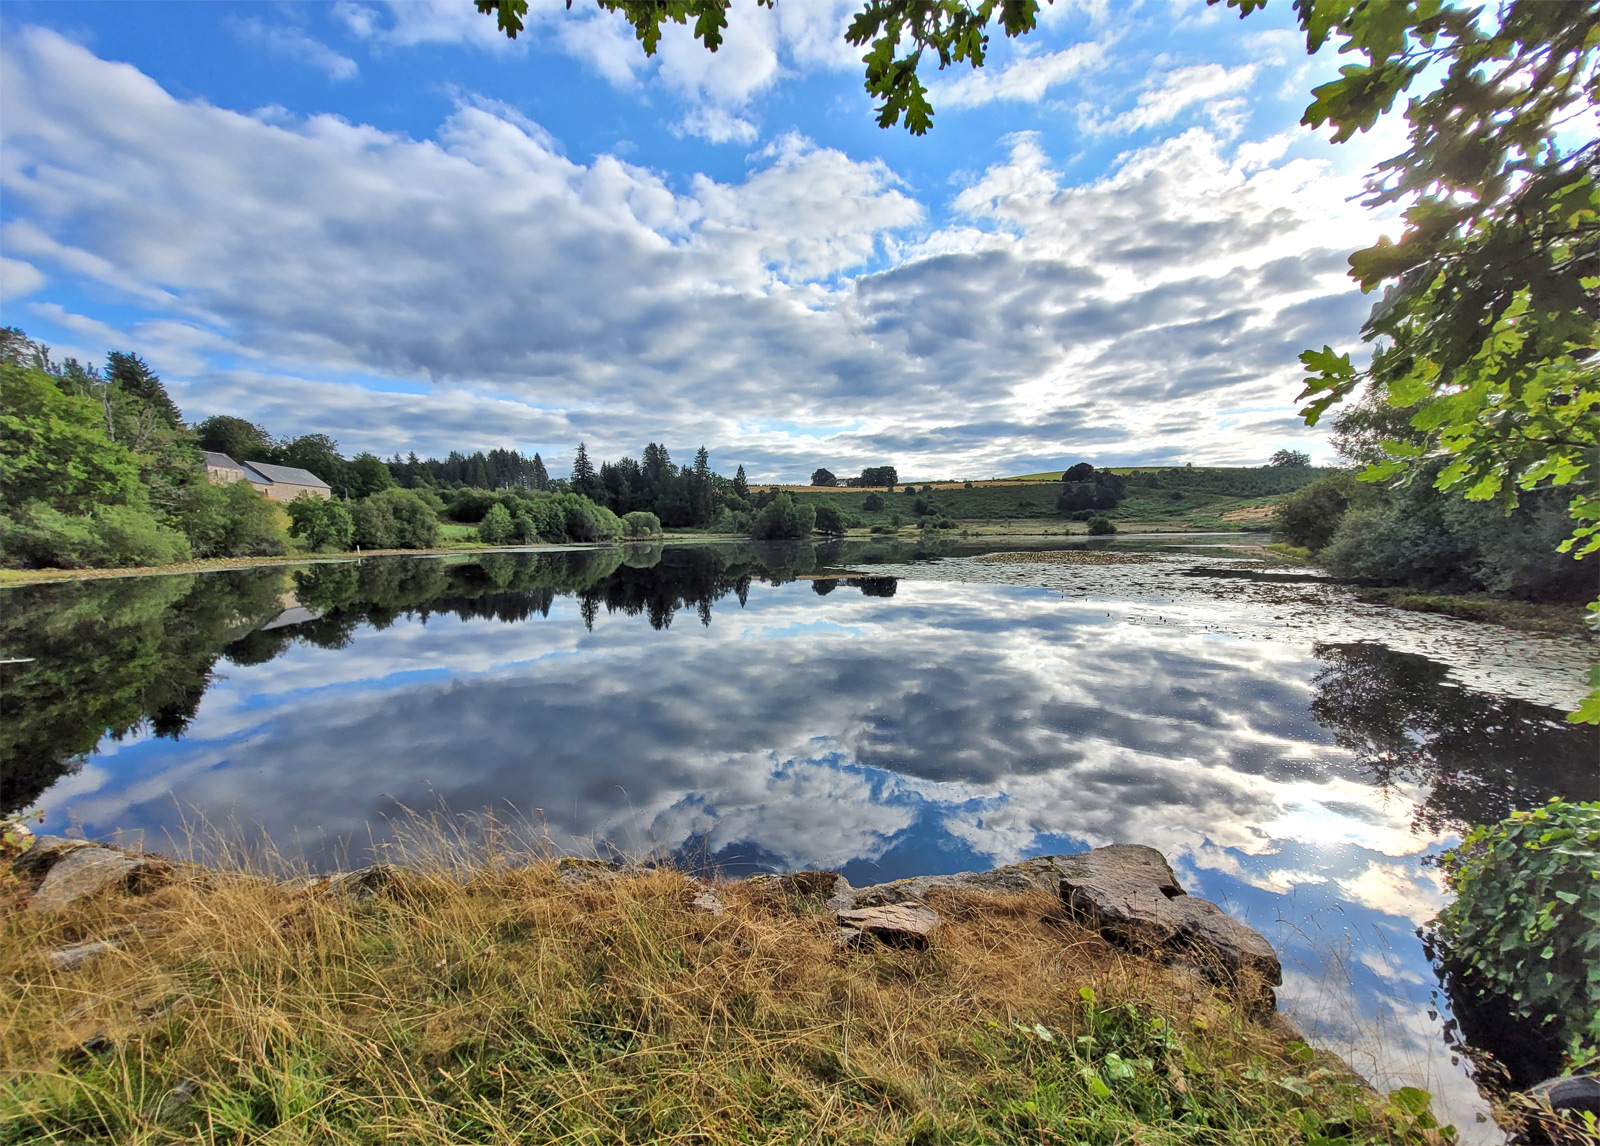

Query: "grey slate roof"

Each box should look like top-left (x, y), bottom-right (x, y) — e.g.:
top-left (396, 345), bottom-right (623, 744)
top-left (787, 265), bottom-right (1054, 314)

top-left (242, 460), bottom-right (331, 490)
top-left (203, 451), bottom-right (242, 470)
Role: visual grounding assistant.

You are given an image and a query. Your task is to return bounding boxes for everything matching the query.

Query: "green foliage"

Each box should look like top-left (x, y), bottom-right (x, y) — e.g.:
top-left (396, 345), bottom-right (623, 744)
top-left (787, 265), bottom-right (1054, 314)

top-left (621, 510), bottom-right (662, 539)
top-left (351, 489), bottom-right (441, 551)
top-left (1269, 449), bottom-right (1311, 468)
top-left (811, 467), bottom-right (837, 487)
top-left (750, 492), bottom-right (815, 540)
top-left (0, 503), bottom-right (192, 569)
top-left (0, 365), bottom-right (145, 515)
top-left (1220, 0), bottom-right (1600, 718)
top-left (862, 492), bottom-right (885, 512)
top-left (1426, 800), bottom-right (1600, 1066)
top-left (1272, 473), bottom-right (1372, 553)
top-left (195, 415), bottom-right (275, 463)
top-left (853, 465), bottom-right (898, 490)
top-left (181, 480), bottom-right (290, 558)
top-left (348, 452), bottom-right (396, 499)
top-left (813, 502), bottom-right (846, 535)
top-left (1319, 465), bottom-right (1589, 600)
top-left (286, 495), bottom-right (354, 553)
top-left (478, 502), bottom-right (515, 545)
top-left (1087, 516), bottom-right (1116, 536)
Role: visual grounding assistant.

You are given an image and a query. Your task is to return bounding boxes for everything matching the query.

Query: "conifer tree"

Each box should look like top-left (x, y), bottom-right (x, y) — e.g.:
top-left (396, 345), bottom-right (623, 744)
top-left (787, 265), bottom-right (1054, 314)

top-left (733, 464), bottom-right (749, 499)
top-left (572, 442), bottom-right (595, 487)
top-left (531, 452), bottom-right (549, 491)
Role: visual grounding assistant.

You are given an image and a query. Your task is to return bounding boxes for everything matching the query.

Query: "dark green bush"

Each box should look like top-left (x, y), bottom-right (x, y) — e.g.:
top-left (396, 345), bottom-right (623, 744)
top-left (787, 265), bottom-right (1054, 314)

top-left (622, 510), bottom-right (662, 539)
top-left (1087, 516), bottom-right (1117, 536)
top-left (1426, 800), bottom-right (1600, 1065)
top-left (1271, 472), bottom-right (1368, 553)
top-left (813, 503), bottom-right (845, 535)
top-left (750, 492), bottom-right (815, 540)
top-left (352, 489), bottom-right (440, 550)
top-left (478, 502), bottom-right (515, 545)
top-left (862, 493), bottom-right (885, 512)
top-left (286, 494), bottom-right (352, 553)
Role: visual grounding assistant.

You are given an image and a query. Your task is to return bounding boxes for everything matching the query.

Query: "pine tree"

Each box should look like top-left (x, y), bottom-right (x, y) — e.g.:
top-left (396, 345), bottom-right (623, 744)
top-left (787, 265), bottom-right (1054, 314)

top-left (691, 445), bottom-right (713, 523)
top-left (531, 452), bottom-right (549, 491)
top-left (105, 351), bottom-right (183, 428)
top-left (733, 464), bottom-right (749, 499)
top-left (572, 442), bottom-right (594, 485)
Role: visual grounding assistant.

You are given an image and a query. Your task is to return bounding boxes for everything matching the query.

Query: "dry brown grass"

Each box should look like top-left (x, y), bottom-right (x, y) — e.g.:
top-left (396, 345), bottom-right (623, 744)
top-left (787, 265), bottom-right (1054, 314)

top-left (0, 831), bottom-right (1450, 1144)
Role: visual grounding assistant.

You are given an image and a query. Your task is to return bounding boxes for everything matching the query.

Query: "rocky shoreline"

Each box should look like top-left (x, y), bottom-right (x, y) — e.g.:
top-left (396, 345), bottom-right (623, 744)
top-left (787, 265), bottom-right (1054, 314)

top-left (17, 833), bottom-right (1282, 1005)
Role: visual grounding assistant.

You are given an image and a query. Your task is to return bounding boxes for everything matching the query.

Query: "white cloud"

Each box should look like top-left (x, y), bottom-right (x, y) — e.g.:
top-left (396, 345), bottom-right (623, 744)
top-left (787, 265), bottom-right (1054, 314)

top-left (233, 18), bottom-right (359, 81)
top-left (0, 256), bottom-right (46, 300)
top-left (1090, 62), bottom-right (1258, 135)
top-left (933, 41), bottom-right (1109, 109)
top-left (2, 27), bottom-right (1387, 474)
top-left (676, 105), bottom-right (759, 146)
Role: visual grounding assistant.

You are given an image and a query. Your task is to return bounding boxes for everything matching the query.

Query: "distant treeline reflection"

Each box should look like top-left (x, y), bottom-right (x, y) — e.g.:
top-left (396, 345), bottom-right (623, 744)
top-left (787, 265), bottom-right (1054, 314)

top-left (3, 549), bottom-right (1595, 834)
top-left (0, 543), bottom-right (901, 811)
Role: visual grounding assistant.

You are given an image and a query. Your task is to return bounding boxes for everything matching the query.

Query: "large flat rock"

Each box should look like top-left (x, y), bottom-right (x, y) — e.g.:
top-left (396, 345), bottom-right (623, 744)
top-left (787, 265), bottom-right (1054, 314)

top-left (846, 844), bottom-right (1280, 989)
top-left (26, 843), bottom-right (171, 913)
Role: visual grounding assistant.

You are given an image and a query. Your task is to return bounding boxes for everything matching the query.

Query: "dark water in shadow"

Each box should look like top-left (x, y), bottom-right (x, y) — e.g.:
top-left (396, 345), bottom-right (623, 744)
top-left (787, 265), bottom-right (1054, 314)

top-left (3, 540), bottom-right (1595, 1139)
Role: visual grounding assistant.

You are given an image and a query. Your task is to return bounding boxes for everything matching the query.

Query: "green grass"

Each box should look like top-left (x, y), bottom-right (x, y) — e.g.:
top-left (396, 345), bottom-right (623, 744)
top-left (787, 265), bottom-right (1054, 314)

top-left (1352, 587), bottom-right (1593, 637)
top-left (0, 841), bottom-right (1454, 1146)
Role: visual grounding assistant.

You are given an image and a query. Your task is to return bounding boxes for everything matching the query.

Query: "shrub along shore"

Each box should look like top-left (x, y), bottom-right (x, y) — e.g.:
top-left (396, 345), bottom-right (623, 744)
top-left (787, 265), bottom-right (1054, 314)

top-left (0, 829), bottom-right (1460, 1146)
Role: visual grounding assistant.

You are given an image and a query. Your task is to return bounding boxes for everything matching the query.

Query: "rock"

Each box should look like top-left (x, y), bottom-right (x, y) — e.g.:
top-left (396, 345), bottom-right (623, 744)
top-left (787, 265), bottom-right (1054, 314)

top-left (836, 903), bottom-right (940, 949)
top-left (12, 835), bottom-right (96, 883)
top-left (1165, 896), bottom-right (1281, 986)
top-left (833, 926), bottom-right (865, 950)
top-left (556, 857), bottom-right (635, 885)
top-left (48, 939), bottom-right (120, 971)
top-left (845, 845), bottom-right (1281, 993)
top-left (326, 863), bottom-right (402, 901)
top-left (687, 881), bottom-right (724, 916)
top-left (28, 845), bottom-right (171, 913)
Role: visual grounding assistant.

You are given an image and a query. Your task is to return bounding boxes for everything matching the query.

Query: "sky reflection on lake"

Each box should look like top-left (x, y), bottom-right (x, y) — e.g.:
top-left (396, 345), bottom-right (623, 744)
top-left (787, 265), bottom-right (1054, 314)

top-left (5, 543), bottom-right (1594, 1141)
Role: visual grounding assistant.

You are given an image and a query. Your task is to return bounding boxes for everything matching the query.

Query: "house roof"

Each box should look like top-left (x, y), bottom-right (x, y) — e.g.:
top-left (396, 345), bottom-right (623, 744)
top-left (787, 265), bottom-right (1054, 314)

top-left (242, 460), bottom-right (331, 490)
top-left (203, 451), bottom-right (242, 470)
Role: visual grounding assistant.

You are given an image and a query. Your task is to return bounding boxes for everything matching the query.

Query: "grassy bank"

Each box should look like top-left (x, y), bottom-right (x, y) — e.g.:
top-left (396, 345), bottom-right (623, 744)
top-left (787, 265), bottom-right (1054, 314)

top-left (1353, 587), bottom-right (1595, 639)
top-left (0, 851), bottom-right (1452, 1145)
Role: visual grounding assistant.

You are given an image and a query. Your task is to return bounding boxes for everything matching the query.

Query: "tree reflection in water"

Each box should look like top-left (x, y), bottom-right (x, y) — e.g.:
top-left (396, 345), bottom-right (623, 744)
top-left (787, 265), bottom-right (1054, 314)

top-left (0, 542), bottom-right (906, 814)
top-left (1309, 640), bottom-right (1598, 1090)
top-left (1308, 641), bottom-right (1597, 836)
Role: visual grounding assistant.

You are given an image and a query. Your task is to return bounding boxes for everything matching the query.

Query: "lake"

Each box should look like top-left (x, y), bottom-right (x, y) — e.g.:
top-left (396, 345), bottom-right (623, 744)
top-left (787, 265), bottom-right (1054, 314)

top-left (3, 536), bottom-right (1595, 1141)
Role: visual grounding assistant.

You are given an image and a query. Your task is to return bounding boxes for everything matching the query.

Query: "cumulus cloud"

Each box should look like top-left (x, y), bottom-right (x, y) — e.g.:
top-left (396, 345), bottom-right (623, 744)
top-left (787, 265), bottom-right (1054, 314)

top-left (1, 27), bottom-right (1380, 471)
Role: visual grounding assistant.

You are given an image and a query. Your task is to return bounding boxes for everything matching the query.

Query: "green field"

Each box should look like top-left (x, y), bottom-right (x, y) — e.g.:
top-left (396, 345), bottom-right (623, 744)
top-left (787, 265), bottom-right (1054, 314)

top-left (780, 466), bottom-right (1332, 532)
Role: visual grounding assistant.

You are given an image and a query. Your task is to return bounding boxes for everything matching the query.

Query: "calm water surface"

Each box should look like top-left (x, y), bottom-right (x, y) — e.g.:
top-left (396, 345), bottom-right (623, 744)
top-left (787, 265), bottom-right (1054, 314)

top-left (3, 537), bottom-right (1595, 1141)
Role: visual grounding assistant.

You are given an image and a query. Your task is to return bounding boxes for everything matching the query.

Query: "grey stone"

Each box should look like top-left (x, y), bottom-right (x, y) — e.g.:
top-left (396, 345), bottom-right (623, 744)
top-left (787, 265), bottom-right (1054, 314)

top-left (29, 846), bottom-right (171, 913)
top-left (326, 863), bottom-right (402, 901)
top-left (1165, 896), bottom-right (1282, 986)
top-left (12, 835), bottom-right (95, 883)
top-left (555, 857), bottom-right (636, 886)
top-left (48, 939), bottom-right (120, 971)
top-left (845, 845), bottom-right (1281, 992)
top-left (836, 903), bottom-right (940, 949)
top-left (687, 881), bottom-right (724, 916)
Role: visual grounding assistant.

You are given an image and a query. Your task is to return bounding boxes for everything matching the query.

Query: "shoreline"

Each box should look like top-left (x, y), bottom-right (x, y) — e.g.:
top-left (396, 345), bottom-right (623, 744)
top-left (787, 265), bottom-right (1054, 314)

top-left (5, 832), bottom-right (1466, 1144)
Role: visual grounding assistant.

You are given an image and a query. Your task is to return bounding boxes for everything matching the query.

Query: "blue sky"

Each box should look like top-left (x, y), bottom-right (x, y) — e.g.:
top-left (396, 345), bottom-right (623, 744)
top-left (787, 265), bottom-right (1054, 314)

top-left (0, 0), bottom-right (1405, 479)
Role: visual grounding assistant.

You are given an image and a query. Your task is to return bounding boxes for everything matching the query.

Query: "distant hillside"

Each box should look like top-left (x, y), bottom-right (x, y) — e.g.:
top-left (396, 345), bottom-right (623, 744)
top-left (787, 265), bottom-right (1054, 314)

top-left (1000, 464), bottom-right (1327, 482)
